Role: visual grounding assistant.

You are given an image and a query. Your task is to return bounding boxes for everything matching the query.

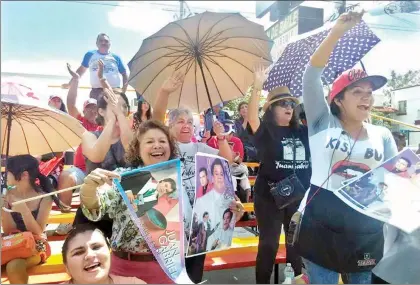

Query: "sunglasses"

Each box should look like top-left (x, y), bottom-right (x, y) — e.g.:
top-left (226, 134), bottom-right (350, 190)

top-left (222, 123), bottom-right (236, 134)
top-left (274, 100), bottom-right (297, 109)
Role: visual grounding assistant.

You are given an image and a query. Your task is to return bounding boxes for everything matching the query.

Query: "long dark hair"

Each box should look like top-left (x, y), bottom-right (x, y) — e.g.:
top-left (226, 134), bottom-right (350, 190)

top-left (133, 100), bottom-right (152, 130)
top-left (7, 154), bottom-right (61, 208)
top-left (262, 101), bottom-right (299, 129)
top-left (96, 90), bottom-right (130, 126)
top-left (125, 120), bottom-right (179, 167)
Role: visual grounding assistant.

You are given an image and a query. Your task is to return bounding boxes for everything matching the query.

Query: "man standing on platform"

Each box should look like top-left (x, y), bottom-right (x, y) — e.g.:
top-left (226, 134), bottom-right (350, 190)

top-left (73, 33), bottom-right (128, 99)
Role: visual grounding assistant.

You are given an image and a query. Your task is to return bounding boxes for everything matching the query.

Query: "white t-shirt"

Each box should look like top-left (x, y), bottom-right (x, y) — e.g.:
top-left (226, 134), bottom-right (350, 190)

top-left (81, 50), bottom-right (126, 88)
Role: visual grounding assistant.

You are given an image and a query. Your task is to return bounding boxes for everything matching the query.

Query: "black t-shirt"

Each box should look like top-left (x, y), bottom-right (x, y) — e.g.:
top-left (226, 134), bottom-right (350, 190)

top-left (254, 122), bottom-right (311, 190)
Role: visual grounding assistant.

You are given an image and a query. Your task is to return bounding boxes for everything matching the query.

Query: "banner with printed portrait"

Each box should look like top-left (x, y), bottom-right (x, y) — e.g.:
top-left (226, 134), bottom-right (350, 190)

top-left (113, 159), bottom-right (193, 284)
top-left (335, 149), bottom-right (420, 233)
top-left (186, 153), bottom-right (237, 256)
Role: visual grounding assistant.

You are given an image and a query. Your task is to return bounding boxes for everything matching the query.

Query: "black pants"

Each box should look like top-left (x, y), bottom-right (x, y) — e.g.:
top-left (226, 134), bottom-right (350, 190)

top-left (73, 207), bottom-right (113, 239)
top-left (185, 254), bottom-right (206, 284)
top-left (255, 192), bottom-right (302, 284)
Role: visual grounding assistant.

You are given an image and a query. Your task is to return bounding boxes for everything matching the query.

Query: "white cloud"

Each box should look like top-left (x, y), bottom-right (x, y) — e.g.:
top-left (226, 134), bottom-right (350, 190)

top-left (107, 1), bottom-right (269, 36)
top-left (107, 2), bottom-right (175, 36)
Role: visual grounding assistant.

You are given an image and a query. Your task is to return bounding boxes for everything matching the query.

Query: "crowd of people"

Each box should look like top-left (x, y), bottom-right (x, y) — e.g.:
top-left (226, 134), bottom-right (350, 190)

top-left (2, 11), bottom-right (419, 285)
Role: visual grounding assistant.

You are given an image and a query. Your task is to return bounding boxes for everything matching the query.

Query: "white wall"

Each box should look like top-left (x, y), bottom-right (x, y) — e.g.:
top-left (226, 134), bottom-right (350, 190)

top-left (392, 85), bottom-right (420, 147)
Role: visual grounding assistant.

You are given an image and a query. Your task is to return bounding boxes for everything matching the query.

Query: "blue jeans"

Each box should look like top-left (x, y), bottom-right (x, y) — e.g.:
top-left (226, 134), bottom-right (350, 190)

top-left (303, 258), bottom-right (372, 284)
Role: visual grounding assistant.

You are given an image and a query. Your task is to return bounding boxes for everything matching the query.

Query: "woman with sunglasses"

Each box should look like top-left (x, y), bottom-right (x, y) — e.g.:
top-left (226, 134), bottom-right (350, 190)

top-left (248, 66), bottom-right (312, 284)
top-left (296, 12), bottom-right (399, 284)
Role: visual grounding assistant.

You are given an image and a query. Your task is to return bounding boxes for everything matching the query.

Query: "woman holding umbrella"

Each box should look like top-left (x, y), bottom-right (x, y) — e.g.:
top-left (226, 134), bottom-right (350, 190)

top-left (296, 12), bottom-right (398, 283)
top-left (248, 69), bottom-right (311, 283)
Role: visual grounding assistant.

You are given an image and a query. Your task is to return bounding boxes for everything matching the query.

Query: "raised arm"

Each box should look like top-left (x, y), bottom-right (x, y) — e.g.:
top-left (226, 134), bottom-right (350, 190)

top-left (152, 72), bottom-right (184, 123)
top-left (248, 64), bottom-right (269, 134)
top-left (303, 11), bottom-right (364, 132)
top-left (66, 64), bottom-right (82, 118)
top-left (97, 60), bottom-right (112, 90)
top-left (82, 120), bottom-right (116, 163)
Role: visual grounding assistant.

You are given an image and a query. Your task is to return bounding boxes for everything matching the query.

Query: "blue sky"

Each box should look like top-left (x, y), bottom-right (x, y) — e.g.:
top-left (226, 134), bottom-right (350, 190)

top-left (2, 1), bottom-right (420, 79)
top-left (1, 1), bottom-right (145, 68)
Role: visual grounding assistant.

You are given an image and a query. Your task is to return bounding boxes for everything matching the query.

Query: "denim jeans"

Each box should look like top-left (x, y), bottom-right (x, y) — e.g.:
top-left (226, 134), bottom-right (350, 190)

top-left (303, 258), bottom-right (372, 284)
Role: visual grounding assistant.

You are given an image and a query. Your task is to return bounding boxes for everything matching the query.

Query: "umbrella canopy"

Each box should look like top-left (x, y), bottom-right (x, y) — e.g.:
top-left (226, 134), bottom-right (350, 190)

top-left (128, 11), bottom-right (273, 113)
top-left (1, 81), bottom-right (39, 100)
top-left (1, 94), bottom-right (86, 157)
top-left (264, 20), bottom-right (380, 98)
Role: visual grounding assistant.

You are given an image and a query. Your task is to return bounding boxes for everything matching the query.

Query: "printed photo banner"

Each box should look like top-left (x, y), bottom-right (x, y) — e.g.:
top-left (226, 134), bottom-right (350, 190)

top-left (113, 159), bottom-right (193, 284)
top-left (187, 152), bottom-right (237, 257)
top-left (335, 149), bottom-right (420, 233)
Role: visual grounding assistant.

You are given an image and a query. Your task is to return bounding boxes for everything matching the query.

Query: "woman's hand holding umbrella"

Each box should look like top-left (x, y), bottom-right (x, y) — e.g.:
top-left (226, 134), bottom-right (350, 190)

top-left (312, 11), bottom-right (365, 68)
top-left (331, 11), bottom-right (365, 36)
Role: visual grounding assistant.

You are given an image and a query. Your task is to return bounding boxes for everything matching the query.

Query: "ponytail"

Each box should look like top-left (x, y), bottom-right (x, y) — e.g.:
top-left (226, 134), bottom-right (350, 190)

top-left (35, 173), bottom-right (62, 209)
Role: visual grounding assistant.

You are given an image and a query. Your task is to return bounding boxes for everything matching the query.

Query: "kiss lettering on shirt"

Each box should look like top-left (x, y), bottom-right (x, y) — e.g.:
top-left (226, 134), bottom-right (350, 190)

top-left (325, 138), bottom-right (383, 162)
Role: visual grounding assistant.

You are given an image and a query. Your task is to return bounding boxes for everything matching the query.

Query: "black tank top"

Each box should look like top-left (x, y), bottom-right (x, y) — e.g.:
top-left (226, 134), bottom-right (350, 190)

top-left (10, 198), bottom-right (43, 232)
top-left (84, 130), bottom-right (126, 175)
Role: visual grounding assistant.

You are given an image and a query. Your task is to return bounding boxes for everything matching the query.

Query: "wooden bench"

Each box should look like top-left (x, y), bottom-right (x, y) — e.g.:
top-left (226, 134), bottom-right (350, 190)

top-left (1, 236), bottom-right (285, 284)
top-left (243, 202), bottom-right (254, 212)
top-left (244, 162), bottom-right (260, 168)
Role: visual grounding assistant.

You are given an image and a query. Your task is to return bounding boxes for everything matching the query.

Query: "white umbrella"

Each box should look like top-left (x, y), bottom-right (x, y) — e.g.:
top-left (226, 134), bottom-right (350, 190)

top-left (128, 11), bottom-right (273, 113)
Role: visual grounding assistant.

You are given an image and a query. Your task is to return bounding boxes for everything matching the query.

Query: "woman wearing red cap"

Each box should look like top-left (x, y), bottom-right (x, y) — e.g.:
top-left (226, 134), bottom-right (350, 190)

top-left (295, 12), bottom-right (398, 284)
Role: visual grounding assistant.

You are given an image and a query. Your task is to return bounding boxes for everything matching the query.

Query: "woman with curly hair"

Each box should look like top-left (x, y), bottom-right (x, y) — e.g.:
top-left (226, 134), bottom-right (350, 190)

top-left (78, 120), bottom-right (179, 284)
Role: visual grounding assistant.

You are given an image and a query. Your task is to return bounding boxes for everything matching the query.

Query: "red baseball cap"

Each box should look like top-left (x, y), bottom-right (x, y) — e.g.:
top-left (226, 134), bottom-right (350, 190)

top-left (83, 98), bottom-right (97, 110)
top-left (329, 68), bottom-right (387, 101)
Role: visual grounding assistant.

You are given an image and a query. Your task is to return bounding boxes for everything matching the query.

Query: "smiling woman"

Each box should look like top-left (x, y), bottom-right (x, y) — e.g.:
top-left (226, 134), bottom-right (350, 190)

top-left (77, 120), bottom-right (178, 284)
top-left (62, 223), bottom-right (145, 284)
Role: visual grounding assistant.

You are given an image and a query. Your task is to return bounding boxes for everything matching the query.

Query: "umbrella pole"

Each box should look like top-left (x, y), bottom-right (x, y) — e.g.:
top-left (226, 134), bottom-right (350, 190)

top-left (2, 106), bottom-right (13, 195)
top-left (196, 57), bottom-right (215, 118)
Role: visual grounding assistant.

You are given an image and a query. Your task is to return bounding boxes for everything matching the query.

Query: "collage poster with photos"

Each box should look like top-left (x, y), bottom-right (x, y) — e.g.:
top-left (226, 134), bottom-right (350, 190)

top-left (187, 152), bottom-right (237, 257)
top-left (335, 149), bottom-right (420, 233)
top-left (113, 159), bottom-right (193, 284)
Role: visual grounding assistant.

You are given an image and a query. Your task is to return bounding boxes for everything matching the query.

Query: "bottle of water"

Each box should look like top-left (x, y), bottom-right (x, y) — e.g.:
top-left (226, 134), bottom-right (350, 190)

top-left (283, 263), bottom-right (295, 284)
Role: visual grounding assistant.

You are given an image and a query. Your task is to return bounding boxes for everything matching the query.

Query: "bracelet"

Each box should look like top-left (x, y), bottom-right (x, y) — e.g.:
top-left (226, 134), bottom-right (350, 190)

top-left (217, 135), bottom-right (226, 141)
top-left (99, 77), bottom-right (107, 82)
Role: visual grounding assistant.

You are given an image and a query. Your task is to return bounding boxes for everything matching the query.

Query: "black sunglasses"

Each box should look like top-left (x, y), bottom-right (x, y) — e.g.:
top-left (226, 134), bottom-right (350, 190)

top-left (274, 100), bottom-right (297, 109)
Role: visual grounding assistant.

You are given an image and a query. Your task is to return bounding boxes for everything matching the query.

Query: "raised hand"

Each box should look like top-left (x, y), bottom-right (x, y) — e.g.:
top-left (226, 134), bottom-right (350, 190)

top-left (97, 59), bottom-right (105, 79)
top-left (160, 71), bottom-right (184, 94)
top-left (103, 88), bottom-right (123, 117)
top-left (67, 63), bottom-right (80, 80)
top-left (331, 11), bottom-right (364, 35)
top-left (253, 63), bottom-right (269, 90)
top-left (212, 120), bottom-right (225, 137)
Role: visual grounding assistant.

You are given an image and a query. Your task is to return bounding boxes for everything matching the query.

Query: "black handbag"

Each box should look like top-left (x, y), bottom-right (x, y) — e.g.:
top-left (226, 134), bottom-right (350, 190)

top-left (268, 135), bottom-right (306, 210)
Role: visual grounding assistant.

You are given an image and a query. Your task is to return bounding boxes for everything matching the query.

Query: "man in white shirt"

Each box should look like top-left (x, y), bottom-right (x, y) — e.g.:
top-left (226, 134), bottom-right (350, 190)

top-left (74, 33), bottom-right (128, 99)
